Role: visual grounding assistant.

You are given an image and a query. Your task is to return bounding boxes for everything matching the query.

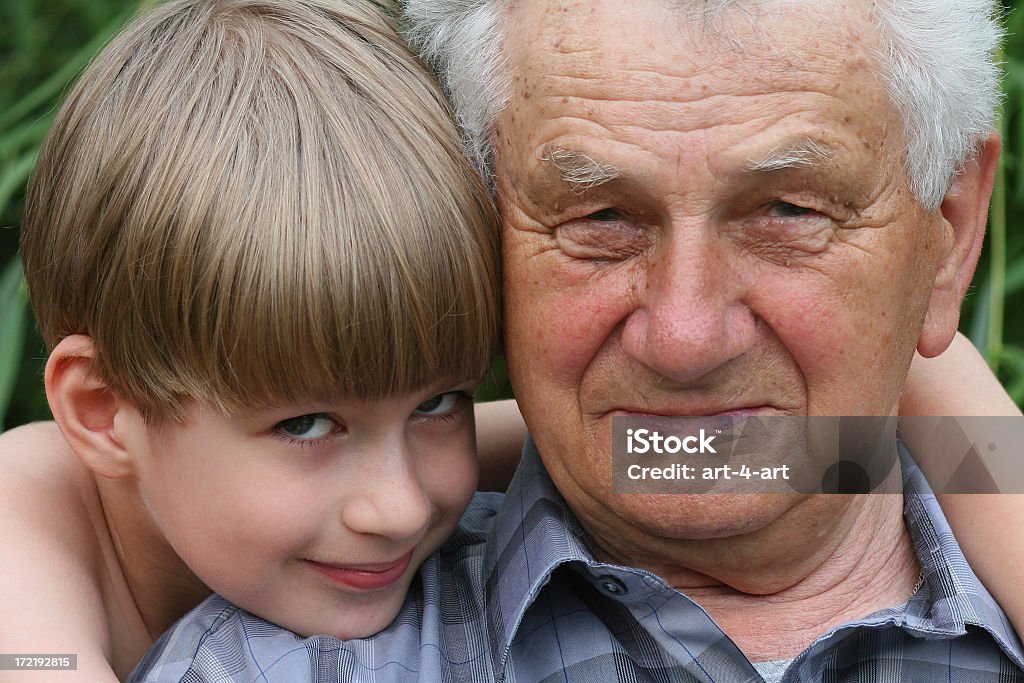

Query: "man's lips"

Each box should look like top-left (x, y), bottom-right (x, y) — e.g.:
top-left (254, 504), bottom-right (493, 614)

top-left (606, 407), bottom-right (779, 435)
top-left (306, 550), bottom-right (414, 591)
top-left (610, 406), bottom-right (776, 418)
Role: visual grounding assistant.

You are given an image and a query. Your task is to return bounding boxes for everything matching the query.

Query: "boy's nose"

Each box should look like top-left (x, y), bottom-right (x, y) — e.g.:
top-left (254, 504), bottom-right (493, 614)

top-left (340, 446), bottom-right (433, 540)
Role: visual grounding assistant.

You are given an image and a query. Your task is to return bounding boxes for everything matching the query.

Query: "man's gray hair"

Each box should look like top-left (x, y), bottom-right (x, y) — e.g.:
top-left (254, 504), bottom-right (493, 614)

top-left (403, 0), bottom-right (1003, 210)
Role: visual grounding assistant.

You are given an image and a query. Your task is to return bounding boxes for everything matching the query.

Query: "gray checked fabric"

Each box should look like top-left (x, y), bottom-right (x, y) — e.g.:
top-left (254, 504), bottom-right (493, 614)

top-left (130, 438), bottom-right (1024, 682)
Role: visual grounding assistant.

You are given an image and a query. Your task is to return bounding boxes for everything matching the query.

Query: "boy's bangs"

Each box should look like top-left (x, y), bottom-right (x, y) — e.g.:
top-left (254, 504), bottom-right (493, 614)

top-left (192, 188), bottom-right (498, 412)
top-left (144, 57), bottom-right (499, 416)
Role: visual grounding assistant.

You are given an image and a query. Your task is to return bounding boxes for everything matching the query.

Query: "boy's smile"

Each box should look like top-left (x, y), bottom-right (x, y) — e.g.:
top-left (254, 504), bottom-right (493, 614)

top-left (116, 382), bottom-right (479, 639)
top-left (305, 550), bottom-right (415, 591)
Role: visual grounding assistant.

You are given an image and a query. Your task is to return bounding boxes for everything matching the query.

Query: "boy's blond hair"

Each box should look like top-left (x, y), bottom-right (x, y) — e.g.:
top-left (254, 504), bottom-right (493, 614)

top-left (21, 0), bottom-right (499, 421)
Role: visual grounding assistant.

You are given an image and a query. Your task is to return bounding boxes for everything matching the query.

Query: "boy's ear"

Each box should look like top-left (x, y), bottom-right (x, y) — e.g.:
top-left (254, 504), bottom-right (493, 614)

top-left (45, 335), bottom-right (138, 479)
top-left (918, 133), bottom-right (1001, 358)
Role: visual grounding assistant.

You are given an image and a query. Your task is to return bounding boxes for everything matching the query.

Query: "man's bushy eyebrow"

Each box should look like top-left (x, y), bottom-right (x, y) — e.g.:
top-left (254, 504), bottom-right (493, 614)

top-left (745, 138), bottom-right (837, 173)
top-left (540, 146), bottom-right (622, 193)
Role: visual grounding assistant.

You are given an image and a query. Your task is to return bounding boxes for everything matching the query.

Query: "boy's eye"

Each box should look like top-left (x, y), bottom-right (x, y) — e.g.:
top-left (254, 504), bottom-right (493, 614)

top-left (413, 392), bottom-right (460, 416)
top-left (275, 413), bottom-right (335, 440)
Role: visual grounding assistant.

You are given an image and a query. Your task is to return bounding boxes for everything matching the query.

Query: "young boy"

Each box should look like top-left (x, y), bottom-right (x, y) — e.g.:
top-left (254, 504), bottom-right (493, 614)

top-left (1, 0), bottom-right (499, 679)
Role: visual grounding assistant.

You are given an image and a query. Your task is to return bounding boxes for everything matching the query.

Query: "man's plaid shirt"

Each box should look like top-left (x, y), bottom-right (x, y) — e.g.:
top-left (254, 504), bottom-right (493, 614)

top-left (130, 439), bottom-right (1024, 682)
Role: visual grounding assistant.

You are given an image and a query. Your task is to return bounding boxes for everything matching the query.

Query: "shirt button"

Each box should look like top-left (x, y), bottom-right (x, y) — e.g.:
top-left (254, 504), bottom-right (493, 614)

top-left (597, 575), bottom-right (628, 596)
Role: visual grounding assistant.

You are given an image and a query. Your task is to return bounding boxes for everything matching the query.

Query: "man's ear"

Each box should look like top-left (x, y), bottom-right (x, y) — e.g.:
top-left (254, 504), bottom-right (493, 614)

top-left (45, 335), bottom-right (138, 479)
top-left (918, 133), bottom-right (1001, 358)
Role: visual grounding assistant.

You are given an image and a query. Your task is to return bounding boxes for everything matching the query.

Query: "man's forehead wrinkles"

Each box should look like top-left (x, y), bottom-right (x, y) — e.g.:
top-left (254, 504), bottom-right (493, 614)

top-left (532, 80), bottom-right (856, 116)
top-left (537, 67), bottom-right (729, 100)
top-left (549, 39), bottom-right (604, 58)
top-left (525, 38), bottom-right (868, 103)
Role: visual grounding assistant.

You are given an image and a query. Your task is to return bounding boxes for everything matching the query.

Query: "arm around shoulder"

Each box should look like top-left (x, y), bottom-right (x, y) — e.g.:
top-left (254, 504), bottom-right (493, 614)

top-left (474, 398), bottom-right (527, 492)
top-left (900, 332), bottom-right (1024, 638)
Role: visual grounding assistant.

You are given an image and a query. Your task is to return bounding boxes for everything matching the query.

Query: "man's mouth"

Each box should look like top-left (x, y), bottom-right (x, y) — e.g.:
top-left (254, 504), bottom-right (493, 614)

top-left (610, 406), bottom-right (776, 418)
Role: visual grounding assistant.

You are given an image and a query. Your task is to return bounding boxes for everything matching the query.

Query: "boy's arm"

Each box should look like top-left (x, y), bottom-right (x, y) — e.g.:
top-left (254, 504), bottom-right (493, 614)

top-left (902, 332), bottom-right (1021, 417)
top-left (900, 331), bottom-right (1024, 635)
top-left (0, 423), bottom-right (121, 683)
top-left (474, 399), bottom-right (527, 492)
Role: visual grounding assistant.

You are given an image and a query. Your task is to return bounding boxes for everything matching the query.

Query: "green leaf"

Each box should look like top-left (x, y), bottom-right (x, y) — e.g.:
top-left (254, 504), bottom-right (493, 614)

top-left (998, 344), bottom-right (1024, 405)
top-left (0, 258), bottom-right (27, 427)
top-left (1004, 251), bottom-right (1024, 295)
top-left (968, 280), bottom-right (991, 352)
top-left (0, 113), bottom-right (55, 160)
top-left (474, 357), bottom-right (514, 402)
top-left (0, 5), bottom-right (136, 132)
top-left (0, 149), bottom-right (37, 218)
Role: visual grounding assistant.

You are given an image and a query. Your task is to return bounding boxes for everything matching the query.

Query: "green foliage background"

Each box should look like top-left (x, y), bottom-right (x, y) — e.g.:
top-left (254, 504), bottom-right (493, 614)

top-left (0, 1), bottom-right (1022, 428)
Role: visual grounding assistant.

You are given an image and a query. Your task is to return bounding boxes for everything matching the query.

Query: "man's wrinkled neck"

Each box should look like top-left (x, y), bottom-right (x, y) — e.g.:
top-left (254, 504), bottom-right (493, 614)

top-left (581, 485), bottom-right (920, 661)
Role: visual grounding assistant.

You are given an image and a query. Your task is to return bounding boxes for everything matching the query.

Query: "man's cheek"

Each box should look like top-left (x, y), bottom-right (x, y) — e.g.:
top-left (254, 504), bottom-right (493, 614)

top-left (749, 275), bottom-right (854, 388)
top-left (756, 273), bottom-right (913, 414)
top-left (508, 289), bottom-right (592, 375)
top-left (527, 271), bottom-right (635, 361)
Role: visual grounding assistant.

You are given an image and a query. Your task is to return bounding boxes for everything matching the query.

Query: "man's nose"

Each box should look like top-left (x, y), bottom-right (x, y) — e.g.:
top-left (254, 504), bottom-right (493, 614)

top-left (341, 444), bottom-right (433, 540)
top-left (620, 230), bottom-right (756, 384)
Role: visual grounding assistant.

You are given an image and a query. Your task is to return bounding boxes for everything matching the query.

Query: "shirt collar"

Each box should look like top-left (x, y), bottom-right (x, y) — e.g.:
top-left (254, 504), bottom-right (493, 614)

top-left (897, 441), bottom-right (1024, 668)
top-left (483, 435), bottom-right (592, 672)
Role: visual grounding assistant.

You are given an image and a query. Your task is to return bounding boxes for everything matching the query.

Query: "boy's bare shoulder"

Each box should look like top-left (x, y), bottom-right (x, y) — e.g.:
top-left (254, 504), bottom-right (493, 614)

top-left (0, 420), bottom-right (66, 448)
top-left (0, 422), bottom-right (122, 681)
top-left (0, 420), bottom-right (75, 455)
top-left (0, 421), bottom-right (94, 507)
top-left (0, 420), bottom-right (103, 572)
top-left (0, 419), bottom-right (102, 564)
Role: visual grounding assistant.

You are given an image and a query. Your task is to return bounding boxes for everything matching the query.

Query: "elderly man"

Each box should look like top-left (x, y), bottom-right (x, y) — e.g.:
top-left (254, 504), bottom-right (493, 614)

top-left (133, 0), bottom-right (1023, 681)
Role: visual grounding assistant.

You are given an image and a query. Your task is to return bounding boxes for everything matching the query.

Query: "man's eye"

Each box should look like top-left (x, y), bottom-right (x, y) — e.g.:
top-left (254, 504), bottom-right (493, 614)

top-left (413, 392), bottom-right (461, 416)
top-left (768, 201), bottom-right (817, 218)
top-left (275, 414), bottom-right (336, 440)
top-left (586, 208), bottom-right (624, 222)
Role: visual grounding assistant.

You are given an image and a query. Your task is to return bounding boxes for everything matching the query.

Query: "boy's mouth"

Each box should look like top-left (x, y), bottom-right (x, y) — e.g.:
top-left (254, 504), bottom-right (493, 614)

top-left (305, 550), bottom-right (414, 591)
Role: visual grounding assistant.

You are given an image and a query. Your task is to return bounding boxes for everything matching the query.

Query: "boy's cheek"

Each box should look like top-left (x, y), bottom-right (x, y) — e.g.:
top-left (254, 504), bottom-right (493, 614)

top-left (432, 439), bottom-right (480, 510)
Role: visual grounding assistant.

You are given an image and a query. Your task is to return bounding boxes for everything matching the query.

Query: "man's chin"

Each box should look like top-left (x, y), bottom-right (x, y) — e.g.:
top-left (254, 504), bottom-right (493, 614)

top-left (603, 492), bottom-right (808, 542)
